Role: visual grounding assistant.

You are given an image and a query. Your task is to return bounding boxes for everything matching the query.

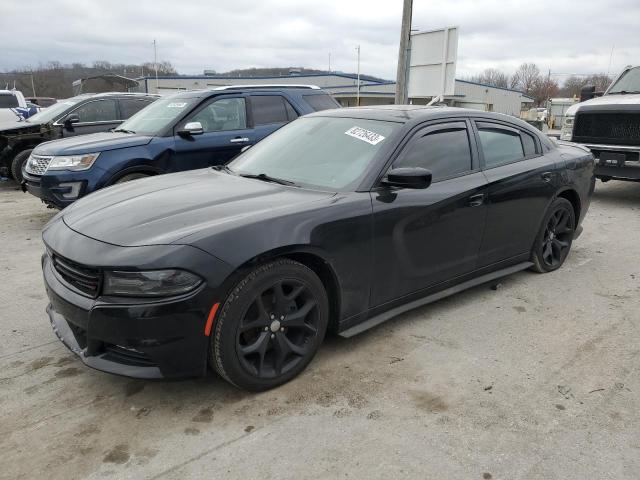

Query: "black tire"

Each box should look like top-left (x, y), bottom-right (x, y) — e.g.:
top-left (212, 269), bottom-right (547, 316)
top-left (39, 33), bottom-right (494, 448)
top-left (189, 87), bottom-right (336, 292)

top-left (10, 149), bottom-right (33, 183)
top-left (115, 172), bottom-right (151, 184)
top-left (530, 197), bottom-right (576, 273)
top-left (211, 259), bottom-right (329, 391)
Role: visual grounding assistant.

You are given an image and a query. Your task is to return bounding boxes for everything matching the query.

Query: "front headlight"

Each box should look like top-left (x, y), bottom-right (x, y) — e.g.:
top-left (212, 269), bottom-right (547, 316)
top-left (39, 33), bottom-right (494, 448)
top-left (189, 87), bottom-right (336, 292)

top-left (47, 152), bottom-right (100, 171)
top-left (560, 116), bottom-right (574, 141)
top-left (103, 269), bottom-right (203, 297)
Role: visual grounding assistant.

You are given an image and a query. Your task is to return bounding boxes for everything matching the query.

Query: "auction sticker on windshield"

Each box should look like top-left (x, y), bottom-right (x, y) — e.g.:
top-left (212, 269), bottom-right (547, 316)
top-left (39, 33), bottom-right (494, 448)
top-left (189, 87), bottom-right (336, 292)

top-left (167, 102), bottom-right (188, 108)
top-left (345, 126), bottom-right (386, 145)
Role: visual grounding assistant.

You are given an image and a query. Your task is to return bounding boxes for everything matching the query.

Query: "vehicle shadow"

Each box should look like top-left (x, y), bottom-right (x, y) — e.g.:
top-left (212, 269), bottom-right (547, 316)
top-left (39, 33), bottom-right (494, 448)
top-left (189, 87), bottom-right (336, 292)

top-left (593, 180), bottom-right (640, 207)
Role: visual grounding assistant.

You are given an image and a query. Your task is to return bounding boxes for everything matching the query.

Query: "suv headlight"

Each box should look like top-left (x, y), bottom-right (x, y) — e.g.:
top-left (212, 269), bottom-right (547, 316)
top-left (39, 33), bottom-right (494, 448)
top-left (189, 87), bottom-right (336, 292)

top-left (103, 269), bottom-right (202, 297)
top-left (560, 116), bottom-right (574, 141)
top-left (47, 152), bottom-right (100, 171)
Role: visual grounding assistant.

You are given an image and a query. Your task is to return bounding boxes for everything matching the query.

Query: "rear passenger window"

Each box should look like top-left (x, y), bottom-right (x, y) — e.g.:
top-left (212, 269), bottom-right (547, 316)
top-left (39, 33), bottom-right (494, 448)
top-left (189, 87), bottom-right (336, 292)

top-left (395, 126), bottom-right (472, 182)
top-left (119, 98), bottom-right (154, 119)
top-left (251, 96), bottom-right (290, 125)
top-left (478, 127), bottom-right (524, 168)
top-left (73, 100), bottom-right (118, 123)
top-left (303, 94), bottom-right (340, 112)
top-left (522, 131), bottom-right (537, 157)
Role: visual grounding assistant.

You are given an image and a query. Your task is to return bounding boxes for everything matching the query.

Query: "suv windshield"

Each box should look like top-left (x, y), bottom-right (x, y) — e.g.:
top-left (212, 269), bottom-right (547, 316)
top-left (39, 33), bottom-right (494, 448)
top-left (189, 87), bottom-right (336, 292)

top-left (118, 95), bottom-right (198, 135)
top-left (228, 116), bottom-right (400, 191)
top-left (608, 67), bottom-right (640, 94)
top-left (27, 96), bottom-right (84, 123)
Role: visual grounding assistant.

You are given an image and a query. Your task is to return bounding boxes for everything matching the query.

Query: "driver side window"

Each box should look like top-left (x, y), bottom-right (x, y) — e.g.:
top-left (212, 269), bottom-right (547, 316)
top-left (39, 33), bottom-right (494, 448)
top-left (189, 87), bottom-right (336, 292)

top-left (394, 123), bottom-right (473, 182)
top-left (189, 97), bottom-right (247, 133)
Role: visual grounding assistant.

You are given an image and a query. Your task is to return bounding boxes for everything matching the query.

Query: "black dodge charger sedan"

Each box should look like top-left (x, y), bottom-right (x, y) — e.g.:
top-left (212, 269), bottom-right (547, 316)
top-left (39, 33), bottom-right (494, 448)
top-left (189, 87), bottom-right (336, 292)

top-left (41, 106), bottom-right (595, 390)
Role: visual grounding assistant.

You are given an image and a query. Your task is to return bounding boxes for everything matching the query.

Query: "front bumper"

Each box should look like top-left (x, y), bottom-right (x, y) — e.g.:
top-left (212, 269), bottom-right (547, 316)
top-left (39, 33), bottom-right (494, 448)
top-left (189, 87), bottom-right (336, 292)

top-left (22, 170), bottom-right (88, 208)
top-left (41, 218), bottom-right (235, 380)
top-left (44, 253), bottom-right (211, 379)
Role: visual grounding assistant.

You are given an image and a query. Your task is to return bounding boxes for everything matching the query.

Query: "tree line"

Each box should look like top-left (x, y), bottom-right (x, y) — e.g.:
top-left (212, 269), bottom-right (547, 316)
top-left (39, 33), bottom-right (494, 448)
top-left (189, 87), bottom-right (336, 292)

top-left (466, 63), bottom-right (613, 106)
top-left (1, 61), bottom-right (178, 99)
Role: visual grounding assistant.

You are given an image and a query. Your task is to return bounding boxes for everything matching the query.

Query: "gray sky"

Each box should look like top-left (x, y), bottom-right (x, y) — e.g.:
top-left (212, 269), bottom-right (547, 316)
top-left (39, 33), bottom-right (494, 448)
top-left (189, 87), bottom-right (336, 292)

top-left (2, 0), bottom-right (638, 80)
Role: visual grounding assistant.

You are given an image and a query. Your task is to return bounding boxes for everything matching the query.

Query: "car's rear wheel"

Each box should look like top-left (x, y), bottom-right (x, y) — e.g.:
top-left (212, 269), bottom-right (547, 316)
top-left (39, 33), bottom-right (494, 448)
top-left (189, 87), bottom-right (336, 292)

top-left (531, 197), bottom-right (576, 273)
top-left (210, 259), bottom-right (328, 391)
top-left (10, 149), bottom-right (33, 183)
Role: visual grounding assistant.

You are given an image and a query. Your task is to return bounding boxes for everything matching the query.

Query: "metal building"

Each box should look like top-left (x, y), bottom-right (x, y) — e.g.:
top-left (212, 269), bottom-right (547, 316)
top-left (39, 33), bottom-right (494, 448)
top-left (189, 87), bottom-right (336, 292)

top-left (133, 73), bottom-right (534, 116)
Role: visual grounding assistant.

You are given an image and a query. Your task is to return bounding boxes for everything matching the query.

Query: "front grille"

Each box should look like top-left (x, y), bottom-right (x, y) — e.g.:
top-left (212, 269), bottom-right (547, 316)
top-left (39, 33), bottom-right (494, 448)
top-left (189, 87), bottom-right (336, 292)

top-left (573, 112), bottom-right (640, 146)
top-left (25, 154), bottom-right (53, 175)
top-left (103, 344), bottom-right (157, 367)
top-left (51, 254), bottom-right (102, 297)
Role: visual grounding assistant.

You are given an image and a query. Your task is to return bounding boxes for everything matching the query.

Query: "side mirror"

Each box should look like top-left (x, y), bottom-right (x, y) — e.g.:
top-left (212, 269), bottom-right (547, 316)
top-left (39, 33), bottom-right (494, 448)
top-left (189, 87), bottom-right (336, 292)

top-left (382, 167), bottom-right (432, 189)
top-left (64, 113), bottom-right (79, 127)
top-left (178, 121), bottom-right (204, 137)
top-left (580, 86), bottom-right (596, 102)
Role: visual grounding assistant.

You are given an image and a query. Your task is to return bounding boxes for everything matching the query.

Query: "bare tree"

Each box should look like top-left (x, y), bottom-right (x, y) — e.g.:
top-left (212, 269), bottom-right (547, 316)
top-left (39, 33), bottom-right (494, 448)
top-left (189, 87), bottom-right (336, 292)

top-left (511, 63), bottom-right (541, 93)
top-left (559, 73), bottom-right (613, 97)
top-left (531, 76), bottom-right (559, 106)
top-left (470, 68), bottom-right (510, 88)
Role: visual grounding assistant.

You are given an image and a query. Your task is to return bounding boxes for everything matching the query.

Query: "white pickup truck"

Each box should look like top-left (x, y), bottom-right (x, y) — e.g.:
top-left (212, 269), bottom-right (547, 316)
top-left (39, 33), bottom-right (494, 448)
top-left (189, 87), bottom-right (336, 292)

top-left (560, 65), bottom-right (640, 182)
top-left (0, 90), bottom-right (30, 123)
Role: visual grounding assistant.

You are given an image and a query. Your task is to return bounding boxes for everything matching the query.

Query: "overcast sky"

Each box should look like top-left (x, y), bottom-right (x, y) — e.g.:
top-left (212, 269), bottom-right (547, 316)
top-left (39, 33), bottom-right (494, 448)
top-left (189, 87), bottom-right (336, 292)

top-left (1, 0), bottom-right (638, 81)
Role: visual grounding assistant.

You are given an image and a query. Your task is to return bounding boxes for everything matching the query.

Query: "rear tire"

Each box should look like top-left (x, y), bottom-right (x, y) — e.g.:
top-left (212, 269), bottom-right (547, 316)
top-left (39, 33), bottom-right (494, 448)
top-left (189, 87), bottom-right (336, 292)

top-left (115, 172), bottom-right (150, 184)
top-left (10, 149), bottom-right (33, 183)
top-left (210, 259), bottom-right (328, 391)
top-left (530, 197), bottom-right (576, 273)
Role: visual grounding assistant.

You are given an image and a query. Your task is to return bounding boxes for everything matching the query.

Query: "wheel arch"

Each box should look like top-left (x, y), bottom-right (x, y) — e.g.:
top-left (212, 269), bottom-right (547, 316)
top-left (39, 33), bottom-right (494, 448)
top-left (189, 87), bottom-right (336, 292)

top-left (104, 164), bottom-right (162, 186)
top-left (556, 187), bottom-right (581, 223)
top-left (222, 246), bottom-right (343, 333)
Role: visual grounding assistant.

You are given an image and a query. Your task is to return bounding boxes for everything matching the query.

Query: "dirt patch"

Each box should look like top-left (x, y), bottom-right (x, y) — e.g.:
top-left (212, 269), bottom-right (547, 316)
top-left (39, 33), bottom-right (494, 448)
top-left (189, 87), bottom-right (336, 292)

top-left (103, 444), bottom-right (130, 464)
top-left (411, 391), bottom-right (448, 413)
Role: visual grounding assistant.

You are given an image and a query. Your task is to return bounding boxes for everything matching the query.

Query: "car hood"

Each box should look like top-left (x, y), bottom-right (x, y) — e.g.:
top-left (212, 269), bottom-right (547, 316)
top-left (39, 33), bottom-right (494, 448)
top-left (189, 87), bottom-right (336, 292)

top-left (0, 118), bottom-right (44, 135)
top-left (566, 93), bottom-right (640, 116)
top-left (34, 132), bottom-right (154, 155)
top-left (61, 169), bottom-right (335, 247)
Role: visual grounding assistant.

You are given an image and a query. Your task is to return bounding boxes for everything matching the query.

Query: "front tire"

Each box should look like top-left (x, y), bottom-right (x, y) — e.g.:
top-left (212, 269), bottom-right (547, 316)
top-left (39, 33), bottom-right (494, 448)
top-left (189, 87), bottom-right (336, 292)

top-left (11, 149), bottom-right (33, 183)
top-left (211, 259), bottom-right (328, 391)
top-left (115, 172), bottom-right (151, 184)
top-left (531, 197), bottom-right (576, 273)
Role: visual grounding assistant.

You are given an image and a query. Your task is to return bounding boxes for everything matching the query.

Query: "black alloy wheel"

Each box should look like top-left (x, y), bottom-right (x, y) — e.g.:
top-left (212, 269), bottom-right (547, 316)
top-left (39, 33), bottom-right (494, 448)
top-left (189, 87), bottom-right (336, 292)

top-left (531, 197), bottom-right (575, 273)
top-left (211, 259), bottom-right (328, 391)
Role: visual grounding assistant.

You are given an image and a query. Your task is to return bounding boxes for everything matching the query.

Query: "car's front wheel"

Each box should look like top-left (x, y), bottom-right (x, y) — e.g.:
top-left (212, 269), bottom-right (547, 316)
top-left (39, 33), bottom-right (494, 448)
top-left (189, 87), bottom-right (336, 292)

top-left (210, 259), bottom-right (328, 391)
top-left (531, 197), bottom-right (576, 273)
top-left (11, 148), bottom-right (33, 183)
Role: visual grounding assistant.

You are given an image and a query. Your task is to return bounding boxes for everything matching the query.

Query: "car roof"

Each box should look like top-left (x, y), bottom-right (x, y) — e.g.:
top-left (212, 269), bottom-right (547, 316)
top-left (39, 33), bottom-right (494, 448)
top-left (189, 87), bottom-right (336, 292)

top-left (167, 86), bottom-right (330, 100)
top-left (76, 92), bottom-right (160, 99)
top-left (306, 105), bottom-right (541, 129)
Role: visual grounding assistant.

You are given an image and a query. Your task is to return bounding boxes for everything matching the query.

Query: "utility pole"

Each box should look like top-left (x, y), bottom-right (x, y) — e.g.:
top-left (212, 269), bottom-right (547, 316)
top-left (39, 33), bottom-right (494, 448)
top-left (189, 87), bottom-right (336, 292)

top-left (153, 39), bottom-right (159, 91)
top-left (356, 45), bottom-right (361, 106)
top-left (395, 0), bottom-right (413, 104)
top-left (328, 53), bottom-right (331, 73)
top-left (30, 72), bottom-right (36, 97)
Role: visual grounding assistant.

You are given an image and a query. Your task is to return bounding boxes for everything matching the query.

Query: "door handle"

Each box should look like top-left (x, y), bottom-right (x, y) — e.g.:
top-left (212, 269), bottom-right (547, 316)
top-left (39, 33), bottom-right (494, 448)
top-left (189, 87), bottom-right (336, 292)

top-left (230, 137), bottom-right (249, 143)
top-left (541, 171), bottom-right (553, 182)
top-left (468, 193), bottom-right (485, 207)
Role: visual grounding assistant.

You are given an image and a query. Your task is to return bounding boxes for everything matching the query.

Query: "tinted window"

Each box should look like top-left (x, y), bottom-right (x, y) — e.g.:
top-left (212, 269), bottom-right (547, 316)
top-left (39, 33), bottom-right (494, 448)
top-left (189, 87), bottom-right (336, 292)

top-left (478, 128), bottom-right (524, 168)
top-left (251, 96), bottom-right (289, 125)
top-left (73, 99), bottom-right (118, 123)
top-left (522, 131), bottom-right (537, 156)
top-left (303, 94), bottom-right (340, 111)
top-left (0, 94), bottom-right (19, 108)
top-left (394, 127), bottom-right (472, 181)
top-left (119, 98), bottom-right (154, 119)
top-left (190, 97), bottom-right (247, 132)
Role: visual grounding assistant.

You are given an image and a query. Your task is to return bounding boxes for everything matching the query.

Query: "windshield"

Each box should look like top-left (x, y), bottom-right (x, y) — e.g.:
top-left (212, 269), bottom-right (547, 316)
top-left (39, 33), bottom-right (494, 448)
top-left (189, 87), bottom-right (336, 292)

top-left (117, 95), bottom-right (198, 135)
top-left (228, 116), bottom-right (400, 191)
top-left (27, 96), bottom-right (84, 123)
top-left (608, 67), bottom-right (640, 94)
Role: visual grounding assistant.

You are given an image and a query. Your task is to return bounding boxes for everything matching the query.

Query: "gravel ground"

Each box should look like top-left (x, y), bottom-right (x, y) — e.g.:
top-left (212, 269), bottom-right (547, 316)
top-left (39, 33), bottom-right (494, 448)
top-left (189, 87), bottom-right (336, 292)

top-left (1, 179), bottom-right (639, 480)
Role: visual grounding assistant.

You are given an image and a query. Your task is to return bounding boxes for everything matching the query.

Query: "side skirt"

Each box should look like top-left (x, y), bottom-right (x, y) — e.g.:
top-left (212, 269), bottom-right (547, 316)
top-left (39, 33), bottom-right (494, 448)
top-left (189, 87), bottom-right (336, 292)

top-left (338, 261), bottom-right (533, 338)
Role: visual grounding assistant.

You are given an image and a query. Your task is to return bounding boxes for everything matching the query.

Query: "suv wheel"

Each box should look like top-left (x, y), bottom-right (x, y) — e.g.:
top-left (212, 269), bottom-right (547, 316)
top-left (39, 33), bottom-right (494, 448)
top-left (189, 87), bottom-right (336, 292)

top-left (11, 149), bottom-right (33, 183)
top-left (210, 259), bottom-right (328, 391)
top-left (115, 172), bottom-right (151, 184)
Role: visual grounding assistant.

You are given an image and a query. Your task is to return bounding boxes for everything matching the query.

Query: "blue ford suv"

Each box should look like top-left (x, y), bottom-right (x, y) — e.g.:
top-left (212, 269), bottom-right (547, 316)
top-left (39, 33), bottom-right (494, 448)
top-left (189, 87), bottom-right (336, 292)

top-left (22, 85), bottom-right (340, 208)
